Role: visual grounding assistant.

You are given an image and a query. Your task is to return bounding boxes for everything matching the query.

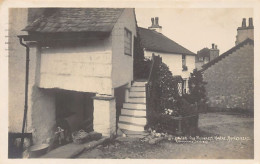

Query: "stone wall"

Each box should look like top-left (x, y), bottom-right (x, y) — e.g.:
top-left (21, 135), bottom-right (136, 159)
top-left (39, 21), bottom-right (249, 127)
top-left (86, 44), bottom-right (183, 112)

top-left (203, 43), bottom-right (254, 111)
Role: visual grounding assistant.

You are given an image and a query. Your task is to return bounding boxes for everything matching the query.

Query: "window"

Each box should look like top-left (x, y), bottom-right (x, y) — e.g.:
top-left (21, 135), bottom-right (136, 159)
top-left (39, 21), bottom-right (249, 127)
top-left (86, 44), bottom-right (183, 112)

top-left (182, 54), bottom-right (188, 71)
top-left (199, 57), bottom-right (203, 61)
top-left (204, 57), bottom-right (209, 63)
top-left (124, 28), bottom-right (132, 56)
top-left (182, 54), bottom-right (186, 66)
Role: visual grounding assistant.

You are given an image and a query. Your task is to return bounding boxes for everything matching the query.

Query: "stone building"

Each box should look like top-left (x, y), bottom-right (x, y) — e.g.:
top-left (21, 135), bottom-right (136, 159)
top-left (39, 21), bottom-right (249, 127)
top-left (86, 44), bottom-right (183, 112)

top-left (138, 17), bottom-right (196, 93)
top-left (201, 18), bottom-right (254, 111)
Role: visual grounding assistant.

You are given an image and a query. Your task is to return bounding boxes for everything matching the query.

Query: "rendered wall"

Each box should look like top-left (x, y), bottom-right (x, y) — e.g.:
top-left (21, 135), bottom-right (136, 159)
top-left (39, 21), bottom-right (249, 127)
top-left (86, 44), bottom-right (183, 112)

top-left (8, 8), bottom-right (29, 133)
top-left (144, 50), bottom-right (195, 79)
top-left (111, 8), bottom-right (136, 88)
top-left (39, 38), bottom-right (113, 95)
top-left (203, 43), bottom-right (254, 111)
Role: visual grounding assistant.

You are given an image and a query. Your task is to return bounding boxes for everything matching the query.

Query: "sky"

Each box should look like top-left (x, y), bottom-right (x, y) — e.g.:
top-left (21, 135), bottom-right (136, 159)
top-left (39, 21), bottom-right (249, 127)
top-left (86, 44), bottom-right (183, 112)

top-left (135, 8), bottom-right (253, 54)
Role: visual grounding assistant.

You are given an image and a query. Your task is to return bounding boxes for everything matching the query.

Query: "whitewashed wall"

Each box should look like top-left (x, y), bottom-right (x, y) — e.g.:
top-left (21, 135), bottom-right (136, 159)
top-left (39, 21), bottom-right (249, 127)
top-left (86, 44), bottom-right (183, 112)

top-left (111, 8), bottom-right (137, 88)
top-left (39, 38), bottom-right (113, 95)
top-left (9, 8), bottom-right (29, 133)
top-left (144, 50), bottom-right (195, 78)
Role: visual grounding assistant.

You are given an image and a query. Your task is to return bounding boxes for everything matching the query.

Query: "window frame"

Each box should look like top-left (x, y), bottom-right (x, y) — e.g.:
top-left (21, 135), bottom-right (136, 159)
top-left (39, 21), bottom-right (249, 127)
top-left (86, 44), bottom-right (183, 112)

top-left (182, 54), bottom-right (186, 66)
top-left (124, 28), bottom-right (132, 56)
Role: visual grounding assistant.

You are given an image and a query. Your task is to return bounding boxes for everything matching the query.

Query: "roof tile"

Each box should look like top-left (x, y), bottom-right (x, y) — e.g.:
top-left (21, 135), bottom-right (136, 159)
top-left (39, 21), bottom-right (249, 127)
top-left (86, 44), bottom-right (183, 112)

top-left (138, 27), bottom-right (195, 56)
top-left (23, 8), bottom-right (125, 33)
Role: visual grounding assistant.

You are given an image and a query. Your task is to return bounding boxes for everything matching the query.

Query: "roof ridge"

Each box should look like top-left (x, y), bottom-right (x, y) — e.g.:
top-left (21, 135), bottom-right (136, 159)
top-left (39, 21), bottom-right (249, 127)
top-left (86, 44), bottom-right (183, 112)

top-left (138, 27), bottom-right (195, 55)
top-left (201, 38), bottom-right (253, 71)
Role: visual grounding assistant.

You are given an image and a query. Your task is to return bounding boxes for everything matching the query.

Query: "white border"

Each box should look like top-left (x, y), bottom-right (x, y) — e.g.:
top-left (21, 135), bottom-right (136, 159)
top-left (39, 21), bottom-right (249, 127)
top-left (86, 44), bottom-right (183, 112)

top-left (0, 0), bottom-right (259, 164)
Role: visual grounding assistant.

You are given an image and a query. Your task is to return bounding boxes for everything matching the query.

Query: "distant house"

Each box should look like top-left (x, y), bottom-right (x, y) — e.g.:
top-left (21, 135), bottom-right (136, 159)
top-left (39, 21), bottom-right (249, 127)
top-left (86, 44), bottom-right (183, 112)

top-left (139, 17), bottom-right (196, 93)
top-left (9, 8), bottom-right (139, 145)
top-left (201, 18), bottom-right (254, 112)
top-left (196, 44), bottom-right (219, 70)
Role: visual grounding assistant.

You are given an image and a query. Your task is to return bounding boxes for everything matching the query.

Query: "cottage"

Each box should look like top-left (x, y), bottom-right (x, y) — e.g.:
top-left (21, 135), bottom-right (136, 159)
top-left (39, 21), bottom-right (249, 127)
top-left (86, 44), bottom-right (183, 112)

top-left (201, 18), bottom-right (254, 111)
top-left (138, 17), bottom-right (196, 93)
top-left (196, 44), bottom-right (219, 70)
top-left (9, 8), bottom-right (138, 145)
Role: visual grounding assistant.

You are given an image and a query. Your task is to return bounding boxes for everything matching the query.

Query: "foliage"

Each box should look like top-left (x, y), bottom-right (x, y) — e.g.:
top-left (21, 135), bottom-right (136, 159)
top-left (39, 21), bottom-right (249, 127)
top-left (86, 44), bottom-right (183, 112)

top-left (134, 27), bottom-right (148, 79)
top-left (187, 69), bottom-right (207, 104)
top-left (155, 62), bottom-right (180, 113)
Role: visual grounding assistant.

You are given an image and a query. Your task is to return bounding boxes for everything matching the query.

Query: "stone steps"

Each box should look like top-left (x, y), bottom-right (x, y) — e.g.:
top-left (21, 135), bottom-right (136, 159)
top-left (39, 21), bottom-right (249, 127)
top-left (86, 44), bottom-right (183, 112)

top-left (121, 108), bottom-right (146, 117)
top-left (129, 91), bottom-right (146, 98)
top-left (118, 80), bottom-right (147, 134)
top-left (130, 86), bottom-right (146, 92)
top-left (119, 115), bottom-right (146, 126)
top-left (127, 97), bottom-right (146, 103)
top-left (123, 102), bottom-right (146, 110)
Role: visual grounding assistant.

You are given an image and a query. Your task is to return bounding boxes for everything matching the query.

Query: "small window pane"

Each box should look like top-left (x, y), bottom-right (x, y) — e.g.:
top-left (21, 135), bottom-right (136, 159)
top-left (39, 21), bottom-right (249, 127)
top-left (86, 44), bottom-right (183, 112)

top-left (124, 28), bottom-right (132, 56)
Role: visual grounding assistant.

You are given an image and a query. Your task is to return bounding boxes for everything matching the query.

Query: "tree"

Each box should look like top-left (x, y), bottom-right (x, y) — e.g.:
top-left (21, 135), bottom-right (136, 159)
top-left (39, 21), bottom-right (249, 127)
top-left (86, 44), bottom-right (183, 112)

top-left (188, 69), bottom-right (207, 104)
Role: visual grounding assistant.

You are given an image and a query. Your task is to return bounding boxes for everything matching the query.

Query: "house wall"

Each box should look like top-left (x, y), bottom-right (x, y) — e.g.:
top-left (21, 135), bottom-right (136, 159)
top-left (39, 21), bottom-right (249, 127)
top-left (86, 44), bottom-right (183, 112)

top-left (9, 8), bottom-right (57, 144)
top-left (203, 43), bottom-right (254, 111)
top-left (39, 38), bottom-right (113, 95)
top-left (8, 8), bottom-right (28, 133)
top-left (111, 8), bottom-right (136, 88)
top-left (144, 50), bottom-right (195, 79)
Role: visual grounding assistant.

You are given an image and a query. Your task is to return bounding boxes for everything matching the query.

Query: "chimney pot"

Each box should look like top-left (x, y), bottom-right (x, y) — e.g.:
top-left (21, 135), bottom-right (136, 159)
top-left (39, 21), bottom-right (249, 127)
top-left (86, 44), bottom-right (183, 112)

top-left (212, 43), bottom-right (215, 49)
top-left (155, 17), bottom-right (159, 25)
top-left (249, 17), bottom-right (253, 27)
top-left (242, 18), bottom-right (246, 27)
top-left (215, 45), bottom-right (218, 49)
top-left (151, 18), bottom-right (154, 26)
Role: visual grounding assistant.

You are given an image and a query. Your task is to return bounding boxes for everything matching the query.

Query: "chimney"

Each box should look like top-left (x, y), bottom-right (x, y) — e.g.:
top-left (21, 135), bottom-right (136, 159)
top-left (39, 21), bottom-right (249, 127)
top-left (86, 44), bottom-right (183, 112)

top-left (155, 17), bottom-right (159, 25)
top-left (209, 44), bottom-right (219, 61)
top-left (151, 18), bottom-right (154, 26)
top-left (148, 17), bottom-right (162, 33)
top-left (242, 18), bottom-right (246, 28)
top-left (248, 17), bottom-right (253, 28)
top-left (236, 17), bottom-right (254, 45)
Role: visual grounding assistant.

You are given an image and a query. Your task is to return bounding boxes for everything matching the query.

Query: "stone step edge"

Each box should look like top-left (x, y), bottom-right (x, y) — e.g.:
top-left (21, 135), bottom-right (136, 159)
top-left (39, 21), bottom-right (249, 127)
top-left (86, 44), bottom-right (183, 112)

top-left (121, 108), bottom-right (146, 111)
top-left (120, 114), bottom-right (146, 118)
top-left (129, 96), bottom-right (146, 98)
top-left (123, 102), bottom-right (146, 105)
top-left (120, 129), bottom-right (148, 135)
top-left (118, 121), bottom-right (146, 127)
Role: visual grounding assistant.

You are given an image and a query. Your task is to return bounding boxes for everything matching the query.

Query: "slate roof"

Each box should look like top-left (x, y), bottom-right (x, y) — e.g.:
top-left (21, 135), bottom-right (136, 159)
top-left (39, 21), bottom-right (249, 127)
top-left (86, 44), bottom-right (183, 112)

top-left (197, 48), bottom-right (210, 58)
top-left (201, 38), bottom-right (254, 71)
top-left (23, 8), bottom-right (124, 33)
top-left (138, 27), bottom-right (195, 56)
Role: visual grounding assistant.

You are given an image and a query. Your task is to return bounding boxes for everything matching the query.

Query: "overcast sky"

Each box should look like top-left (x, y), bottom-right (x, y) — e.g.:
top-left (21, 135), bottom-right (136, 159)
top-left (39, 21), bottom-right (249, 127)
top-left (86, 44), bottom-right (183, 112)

top-left (135, 8), bottom-right (253, 54)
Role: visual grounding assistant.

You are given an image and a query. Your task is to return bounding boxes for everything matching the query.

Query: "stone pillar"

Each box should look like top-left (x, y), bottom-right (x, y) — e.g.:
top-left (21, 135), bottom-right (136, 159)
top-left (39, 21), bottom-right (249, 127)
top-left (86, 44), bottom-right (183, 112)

top-left (124, 82), bottom-right (131, 102)
top-left (26, 42), bottom-right (56, 144)
top-left (93, 95), bottom-right (116, 137)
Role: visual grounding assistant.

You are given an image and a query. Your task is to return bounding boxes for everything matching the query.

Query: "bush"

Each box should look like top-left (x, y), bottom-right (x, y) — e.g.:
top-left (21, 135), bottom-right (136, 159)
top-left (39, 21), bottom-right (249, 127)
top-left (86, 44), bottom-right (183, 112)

top-left (156, 62), bottom-right (180, 113)
top-left (187, 69), bottom-right (207, 104)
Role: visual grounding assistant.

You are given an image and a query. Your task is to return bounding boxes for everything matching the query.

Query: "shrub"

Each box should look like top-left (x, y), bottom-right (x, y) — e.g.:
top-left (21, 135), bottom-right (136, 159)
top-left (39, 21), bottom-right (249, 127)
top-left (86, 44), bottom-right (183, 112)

top-left (187, 69), bottom-right (207, 104)
top-left (156, 62), bottom-right (180, 113)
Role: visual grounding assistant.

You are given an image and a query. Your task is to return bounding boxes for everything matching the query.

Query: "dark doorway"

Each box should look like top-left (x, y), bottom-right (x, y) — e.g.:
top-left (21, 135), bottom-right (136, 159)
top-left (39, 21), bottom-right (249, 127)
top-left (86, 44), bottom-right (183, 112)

top-left (55, 90), bottom-right (95, 142)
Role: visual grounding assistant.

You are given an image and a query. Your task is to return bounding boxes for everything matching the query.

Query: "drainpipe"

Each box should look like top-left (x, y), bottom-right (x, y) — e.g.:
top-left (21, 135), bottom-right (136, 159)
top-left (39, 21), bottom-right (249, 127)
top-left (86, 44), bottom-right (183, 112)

top-left (18, 36), bottom-right (30, 153)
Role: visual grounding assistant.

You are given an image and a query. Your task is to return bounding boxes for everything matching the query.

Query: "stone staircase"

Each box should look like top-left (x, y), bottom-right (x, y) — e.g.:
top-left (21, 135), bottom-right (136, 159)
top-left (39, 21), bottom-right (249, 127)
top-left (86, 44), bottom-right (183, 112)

top-left (118, 81), bottom-right (148, 137)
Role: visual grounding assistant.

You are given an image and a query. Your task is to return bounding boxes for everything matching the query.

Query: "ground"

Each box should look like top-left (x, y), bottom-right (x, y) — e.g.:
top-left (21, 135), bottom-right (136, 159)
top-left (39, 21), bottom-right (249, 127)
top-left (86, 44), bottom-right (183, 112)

top-left (77, 112), bottom-right (254, 159)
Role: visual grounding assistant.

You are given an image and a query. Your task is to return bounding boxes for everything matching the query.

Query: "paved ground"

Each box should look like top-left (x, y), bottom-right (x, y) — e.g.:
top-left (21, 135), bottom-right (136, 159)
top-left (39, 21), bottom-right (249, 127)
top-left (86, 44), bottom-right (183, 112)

top-left (77, 112), bottom-right (254, 159)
